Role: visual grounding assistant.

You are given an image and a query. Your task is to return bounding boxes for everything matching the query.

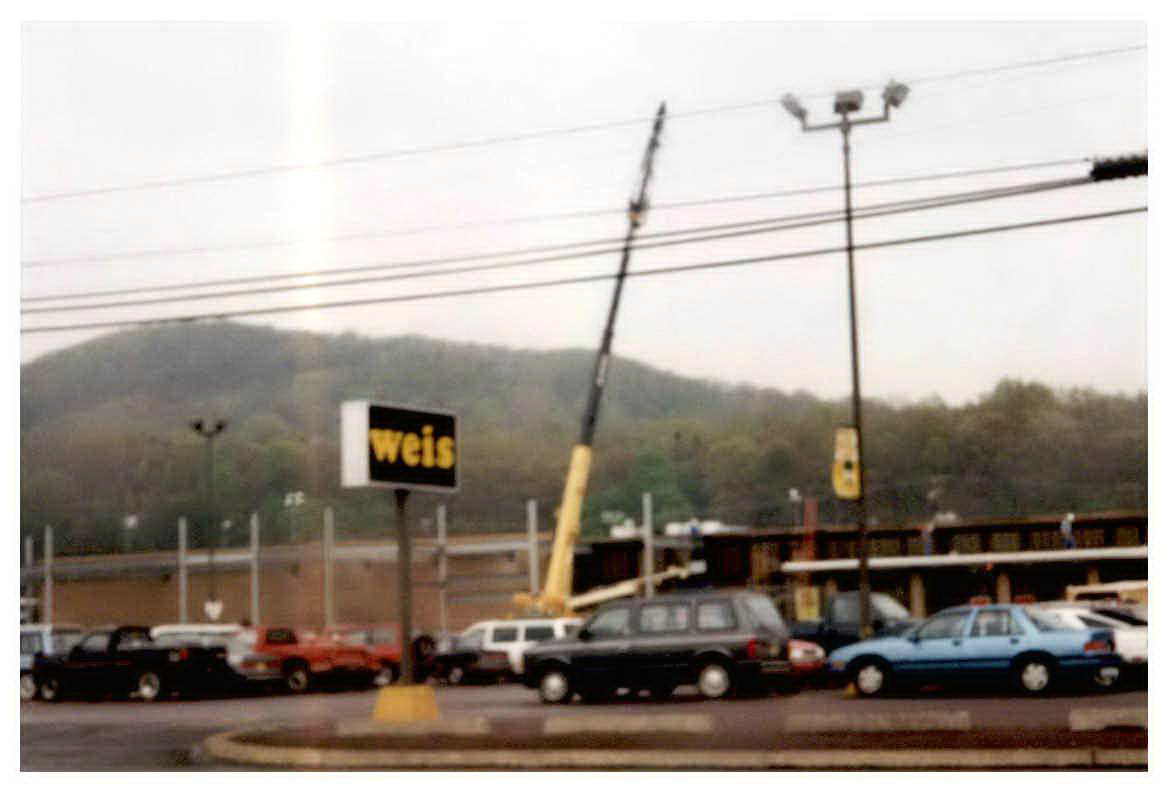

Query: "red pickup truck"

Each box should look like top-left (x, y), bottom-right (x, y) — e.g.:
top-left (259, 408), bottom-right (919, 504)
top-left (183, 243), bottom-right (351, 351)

top-left (313, 624), bottom-right (438, 684)
top-left (243, 626), bottom-right (377, 693)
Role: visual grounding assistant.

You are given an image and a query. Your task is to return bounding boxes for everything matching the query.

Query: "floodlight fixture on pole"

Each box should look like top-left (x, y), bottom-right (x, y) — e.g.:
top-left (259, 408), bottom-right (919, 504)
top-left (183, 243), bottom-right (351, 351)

top-left (780, 93), bottom-right (807, 124)
top-left (777, 79), bottom-right (909, 639)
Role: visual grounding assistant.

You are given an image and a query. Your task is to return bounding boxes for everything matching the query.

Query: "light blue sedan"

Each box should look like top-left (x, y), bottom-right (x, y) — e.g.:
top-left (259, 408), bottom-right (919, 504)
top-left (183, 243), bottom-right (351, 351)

top-left (826, 604), bottom-right (1122, 696)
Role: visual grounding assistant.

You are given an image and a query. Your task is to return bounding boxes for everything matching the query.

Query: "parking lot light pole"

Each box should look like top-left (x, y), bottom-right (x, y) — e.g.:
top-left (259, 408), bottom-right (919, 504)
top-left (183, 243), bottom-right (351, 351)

top-left (780, 80), bottom-right (909, 638)
top-left (191, 419), bottom-right (227, 615)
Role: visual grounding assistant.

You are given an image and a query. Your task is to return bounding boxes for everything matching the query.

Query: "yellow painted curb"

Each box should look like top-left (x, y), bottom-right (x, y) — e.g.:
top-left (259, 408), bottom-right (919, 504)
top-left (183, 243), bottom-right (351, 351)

top-left (372, 685), bottom-right (439, 722)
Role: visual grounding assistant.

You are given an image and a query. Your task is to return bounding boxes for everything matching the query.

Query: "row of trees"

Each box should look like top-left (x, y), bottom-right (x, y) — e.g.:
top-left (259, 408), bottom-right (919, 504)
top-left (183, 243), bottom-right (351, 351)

top-left (20, 326), bottom-right (1146, 558)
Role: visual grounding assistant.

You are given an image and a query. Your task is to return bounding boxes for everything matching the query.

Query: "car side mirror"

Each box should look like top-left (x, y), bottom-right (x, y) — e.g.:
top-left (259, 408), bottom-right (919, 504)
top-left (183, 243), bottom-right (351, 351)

top-left (69, 646), bottom-right (83, 658)
top-left (577, 628), bottom-right (592, 641)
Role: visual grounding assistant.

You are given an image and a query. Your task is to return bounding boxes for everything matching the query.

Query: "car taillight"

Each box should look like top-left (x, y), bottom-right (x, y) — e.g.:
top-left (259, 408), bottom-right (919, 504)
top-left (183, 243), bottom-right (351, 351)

top-left (1084, 639), bottom-right (1112, 652)
top-left (746, 637), bottom-right (759, 660)
top-left (167, 648), bottom-right (190, 662)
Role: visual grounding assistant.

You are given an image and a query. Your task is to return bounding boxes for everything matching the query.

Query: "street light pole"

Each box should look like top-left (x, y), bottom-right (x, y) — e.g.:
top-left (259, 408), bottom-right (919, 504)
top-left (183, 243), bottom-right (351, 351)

top-left (780, 81), bottom-right (909, 638)
top-left (191, 419), bottom-right (227, 618)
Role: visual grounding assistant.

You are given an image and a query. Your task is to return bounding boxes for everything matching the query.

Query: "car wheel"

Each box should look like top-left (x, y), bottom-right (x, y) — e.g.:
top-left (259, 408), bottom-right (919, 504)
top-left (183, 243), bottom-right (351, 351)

top-left (1016, 657), bottom-right (1054, 695)
top-left (135, 670), bottom-right (163, 702)
top-left (373, 663), bottom-right (399, 687)
top-left (20, 673), bottom-right (38, 702)
top-left (538, 667), bottom-right (572, 704)
top-left (39, 676), bottom-right (63, 702)
top-left (1094, 665), bottom-right (1121, 690)
top-left (446, 665), bottom-right (465, 686)
top-left (852, 659), bottom-right (890, 697)
top-left (285, 664), bottom-right (311, 694)
top-left (696, 661), bottom-right (733, 700)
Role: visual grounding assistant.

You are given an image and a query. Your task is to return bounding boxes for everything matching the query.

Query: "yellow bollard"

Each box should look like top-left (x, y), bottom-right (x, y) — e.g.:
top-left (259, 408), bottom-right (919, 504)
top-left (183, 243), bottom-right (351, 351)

top-left (373, 684), bottom-right (440, 722)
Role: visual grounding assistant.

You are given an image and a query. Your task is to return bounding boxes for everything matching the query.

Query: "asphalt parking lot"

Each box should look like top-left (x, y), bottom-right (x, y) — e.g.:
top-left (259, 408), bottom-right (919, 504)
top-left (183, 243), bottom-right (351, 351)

top-left (20, 682), bottom-right (1148, 770)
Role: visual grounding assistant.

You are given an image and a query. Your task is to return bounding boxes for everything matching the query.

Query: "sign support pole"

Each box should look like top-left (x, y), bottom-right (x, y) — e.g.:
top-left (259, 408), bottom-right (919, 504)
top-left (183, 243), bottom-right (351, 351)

top-left (395, 488), bottom-right (413, 684)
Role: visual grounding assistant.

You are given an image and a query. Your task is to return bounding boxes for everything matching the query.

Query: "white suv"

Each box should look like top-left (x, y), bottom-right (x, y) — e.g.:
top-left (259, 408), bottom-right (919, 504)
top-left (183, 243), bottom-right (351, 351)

top-left (454, 618), bottom-right (581, 676)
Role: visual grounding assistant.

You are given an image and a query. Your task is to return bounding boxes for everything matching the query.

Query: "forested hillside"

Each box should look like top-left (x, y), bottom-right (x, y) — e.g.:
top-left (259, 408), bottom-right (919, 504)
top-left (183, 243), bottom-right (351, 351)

top-left (19, 323), bottom-right (1146, 557)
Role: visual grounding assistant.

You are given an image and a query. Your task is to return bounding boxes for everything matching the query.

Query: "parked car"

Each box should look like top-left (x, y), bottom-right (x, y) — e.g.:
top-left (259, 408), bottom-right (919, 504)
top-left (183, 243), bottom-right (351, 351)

top-left (247, 626), bottom-right (377, 693)
top-left (151, 623), bottom-right (284, 689)
top-left (826, 604), bottom-right (1123, 697)
top-left (20, 624), bottom-right (83, 701)
top-left (30, 625), bottom-right (232, 702)
top-left (790, 591), bottom-right (917, 655)
top-left (430, 626), bottom-right (513, 685)
top-left (1033, 603), bottom-right (1147, 686)
top-left (450, 617), bottom-right (582, 677)
top-left (522, 589), bottom-right (794, 703)
top-left (315, 625), bottom-right (440, 685)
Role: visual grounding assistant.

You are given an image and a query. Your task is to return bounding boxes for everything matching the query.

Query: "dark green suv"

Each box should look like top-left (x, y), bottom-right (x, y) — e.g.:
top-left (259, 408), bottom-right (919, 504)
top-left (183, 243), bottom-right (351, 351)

top-left (522, 589), bottom-right (792, 703)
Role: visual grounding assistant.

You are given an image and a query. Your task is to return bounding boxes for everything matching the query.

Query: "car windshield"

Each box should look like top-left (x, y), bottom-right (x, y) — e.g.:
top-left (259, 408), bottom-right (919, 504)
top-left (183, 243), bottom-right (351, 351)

top-left (742, 595), bottom-right (786, 633)
top-left (872, 594), bottom-right (911, 621)
top-left (1026, 608), bottom-right (1076, 632)
top-left (1093, 607), bottom-right (1147, 626)
top-left (456, 629), bottom-right (484, 650)
top-left (52, 630), bottom-right (83, 652)
top-left (227, 630), bottom-right (258, 652)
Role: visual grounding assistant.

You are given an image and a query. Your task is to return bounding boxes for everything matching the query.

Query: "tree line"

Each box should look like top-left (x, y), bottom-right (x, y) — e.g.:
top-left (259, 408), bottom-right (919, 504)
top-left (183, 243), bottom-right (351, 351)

top-left (19, 324), bottom-right (1146, 557)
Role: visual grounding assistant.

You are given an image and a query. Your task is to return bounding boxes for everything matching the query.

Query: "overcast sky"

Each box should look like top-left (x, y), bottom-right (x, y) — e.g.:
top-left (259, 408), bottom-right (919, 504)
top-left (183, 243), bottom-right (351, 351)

top-left (18, 21), bottom-right (1148, 405)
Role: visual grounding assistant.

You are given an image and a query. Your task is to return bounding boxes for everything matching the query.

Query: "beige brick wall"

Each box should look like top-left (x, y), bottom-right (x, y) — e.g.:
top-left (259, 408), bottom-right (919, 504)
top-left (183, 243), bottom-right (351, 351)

top-left (38, 535), bottom-right (550, 634)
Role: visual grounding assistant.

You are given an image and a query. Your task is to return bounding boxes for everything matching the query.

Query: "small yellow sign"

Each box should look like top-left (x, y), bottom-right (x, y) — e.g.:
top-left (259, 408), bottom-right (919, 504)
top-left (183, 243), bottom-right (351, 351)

top-left (794, 586), bottom-right (822, 621)
top-left (832, 427), bottom-right (861, 500)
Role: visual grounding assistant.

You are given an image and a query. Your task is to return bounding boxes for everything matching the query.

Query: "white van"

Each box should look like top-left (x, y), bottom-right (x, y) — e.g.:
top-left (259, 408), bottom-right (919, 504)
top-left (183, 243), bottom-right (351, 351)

top-left (456, 618), bottom-right (581, 676)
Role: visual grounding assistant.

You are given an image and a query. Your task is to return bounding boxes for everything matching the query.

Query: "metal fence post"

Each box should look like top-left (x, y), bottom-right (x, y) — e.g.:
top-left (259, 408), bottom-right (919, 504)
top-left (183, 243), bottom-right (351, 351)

top-left (177, 517), bottom-right (188, 623)
top-left (44, 525), bottom-right (54, 624)
top-left (323, 507), bottom-right (336, 627)
top-left (527, 499), bottom-right (540, 595)
top-left (642, 492), bottom-right (654, 597)
top-left (437, 504), bottom-right (448, 639)
top-left (249, 512), bottom-right (260, 626)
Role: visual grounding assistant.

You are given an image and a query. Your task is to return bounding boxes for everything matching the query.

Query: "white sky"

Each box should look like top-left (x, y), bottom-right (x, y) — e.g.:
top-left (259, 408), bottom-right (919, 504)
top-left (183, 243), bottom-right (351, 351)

top-left (17, 19), bottom-right (1149, 405)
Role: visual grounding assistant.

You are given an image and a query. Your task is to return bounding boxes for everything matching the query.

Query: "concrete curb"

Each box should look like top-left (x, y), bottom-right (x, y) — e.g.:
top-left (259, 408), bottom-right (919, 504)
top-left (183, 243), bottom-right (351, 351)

top-left (202, 732), bottom-right (1147, 769)
top-left (786, 711), bottom-right (971, 733)
top-left (543, 714), bottom-right (714, 735)
top-left (1069, 708), bottom-right (1147, 732)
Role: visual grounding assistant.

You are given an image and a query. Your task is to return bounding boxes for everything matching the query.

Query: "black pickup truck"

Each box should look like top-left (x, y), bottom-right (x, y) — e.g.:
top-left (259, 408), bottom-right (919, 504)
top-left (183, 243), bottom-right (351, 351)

top-left (790, 591), bottom-right (917, 655)
top-left (30, 625), bottom-right (232, 702)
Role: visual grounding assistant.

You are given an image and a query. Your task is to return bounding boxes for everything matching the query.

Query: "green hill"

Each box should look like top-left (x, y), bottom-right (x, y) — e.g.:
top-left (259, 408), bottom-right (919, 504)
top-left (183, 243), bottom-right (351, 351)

top-left (19, 323), bottom-right (1146, 556)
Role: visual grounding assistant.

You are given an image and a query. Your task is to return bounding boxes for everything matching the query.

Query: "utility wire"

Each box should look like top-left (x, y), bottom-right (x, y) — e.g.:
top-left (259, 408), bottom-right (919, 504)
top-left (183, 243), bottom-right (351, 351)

top-left (21, 155), bottom-right (1092, 271)
top-left (20, 206), bottom-right (1145, 335)
top-left (21, 43), bottom-right (1143, 205)
top-left (22, 176), bottom-right (1092, 312)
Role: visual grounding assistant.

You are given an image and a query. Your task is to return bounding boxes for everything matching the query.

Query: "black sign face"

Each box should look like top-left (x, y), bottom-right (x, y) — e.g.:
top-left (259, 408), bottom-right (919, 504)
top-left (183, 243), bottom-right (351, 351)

top-left (365, 404), bottom-right (458, 491)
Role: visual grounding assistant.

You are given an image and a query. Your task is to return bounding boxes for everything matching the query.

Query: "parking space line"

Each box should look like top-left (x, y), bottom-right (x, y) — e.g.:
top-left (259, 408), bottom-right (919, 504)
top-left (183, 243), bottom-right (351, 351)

top-left (1068, 708), bottom-right (1147, 732)
top-left (785, 711), bottom-right (971, 732)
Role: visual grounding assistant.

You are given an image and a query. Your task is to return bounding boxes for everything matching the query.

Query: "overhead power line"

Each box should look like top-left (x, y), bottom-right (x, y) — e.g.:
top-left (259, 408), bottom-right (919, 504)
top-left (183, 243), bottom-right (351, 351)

top-left (20, 155), bottom-right (1093, 271)
top-left (20, 43), bottom-right (1143, 205)
top-left (22, 176), bottom-right (1095, 312)
top-left (20, 206), bottom-right (1146, 335)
